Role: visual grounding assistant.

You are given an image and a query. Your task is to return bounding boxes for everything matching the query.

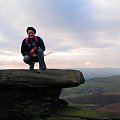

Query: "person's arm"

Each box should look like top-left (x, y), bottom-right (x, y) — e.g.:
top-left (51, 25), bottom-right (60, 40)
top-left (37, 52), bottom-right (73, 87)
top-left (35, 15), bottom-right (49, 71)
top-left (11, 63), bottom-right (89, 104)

top-left (21, 39), bottom-right (29, 56)
top-left (37, 36), bottom-right (46, 51)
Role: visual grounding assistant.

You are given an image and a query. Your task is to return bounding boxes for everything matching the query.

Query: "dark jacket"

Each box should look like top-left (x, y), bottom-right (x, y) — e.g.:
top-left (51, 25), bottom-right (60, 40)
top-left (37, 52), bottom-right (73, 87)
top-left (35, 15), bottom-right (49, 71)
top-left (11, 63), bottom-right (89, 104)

top-left (21, 36), bottom-right (45, 56)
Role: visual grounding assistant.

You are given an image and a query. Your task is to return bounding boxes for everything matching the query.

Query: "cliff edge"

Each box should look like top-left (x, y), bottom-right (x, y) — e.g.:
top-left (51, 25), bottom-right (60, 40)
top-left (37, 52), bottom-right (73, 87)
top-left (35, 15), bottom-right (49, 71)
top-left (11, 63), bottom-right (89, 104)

top-left (0, 69), bottom-right (85, 88)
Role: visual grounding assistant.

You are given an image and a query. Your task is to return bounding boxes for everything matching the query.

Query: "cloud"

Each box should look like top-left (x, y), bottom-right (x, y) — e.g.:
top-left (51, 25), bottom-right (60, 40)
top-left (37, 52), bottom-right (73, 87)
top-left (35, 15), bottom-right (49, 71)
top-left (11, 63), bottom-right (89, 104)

top-left (0, 0), bottom-right (120, 68)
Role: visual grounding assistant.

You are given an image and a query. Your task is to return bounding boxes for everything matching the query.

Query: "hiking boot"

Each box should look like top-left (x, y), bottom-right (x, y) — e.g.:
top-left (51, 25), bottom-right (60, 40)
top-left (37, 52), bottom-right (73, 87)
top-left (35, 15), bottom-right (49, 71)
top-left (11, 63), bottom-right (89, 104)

top-left (36, 67), bottom-right (47, 73)
top-left (37, 69), bottom-right (43, 73)
top-left (29, 62), bottom-right (35, 70)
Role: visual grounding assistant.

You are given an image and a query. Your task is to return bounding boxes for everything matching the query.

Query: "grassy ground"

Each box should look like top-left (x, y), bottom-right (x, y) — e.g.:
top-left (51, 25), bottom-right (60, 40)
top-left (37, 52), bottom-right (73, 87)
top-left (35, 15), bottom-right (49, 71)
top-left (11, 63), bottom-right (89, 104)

top-left (48, 75), bottom-right (120, 120)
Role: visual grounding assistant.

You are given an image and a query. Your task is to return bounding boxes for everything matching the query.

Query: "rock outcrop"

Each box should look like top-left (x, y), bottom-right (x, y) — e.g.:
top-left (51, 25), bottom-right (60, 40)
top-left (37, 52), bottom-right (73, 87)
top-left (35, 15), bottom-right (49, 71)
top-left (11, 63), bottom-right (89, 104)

top-left (0, 69), bottom-right (85, 88)
top-left (0, 69), bottom-right (85, 120)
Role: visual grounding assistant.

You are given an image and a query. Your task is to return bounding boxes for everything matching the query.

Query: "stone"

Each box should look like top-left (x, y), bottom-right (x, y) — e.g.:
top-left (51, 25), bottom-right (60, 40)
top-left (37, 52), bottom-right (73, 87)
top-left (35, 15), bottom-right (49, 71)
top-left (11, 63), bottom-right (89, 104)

top-left (0, 69), bottom-right (85, 119)
top-left (0, 69), bottom-right (85, 88)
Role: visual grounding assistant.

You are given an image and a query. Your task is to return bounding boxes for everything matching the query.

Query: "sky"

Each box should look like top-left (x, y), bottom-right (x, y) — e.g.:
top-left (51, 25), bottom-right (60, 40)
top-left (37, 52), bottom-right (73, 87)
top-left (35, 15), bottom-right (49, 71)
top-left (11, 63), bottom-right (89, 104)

top-left (0, 0), bottom-right (120, 69)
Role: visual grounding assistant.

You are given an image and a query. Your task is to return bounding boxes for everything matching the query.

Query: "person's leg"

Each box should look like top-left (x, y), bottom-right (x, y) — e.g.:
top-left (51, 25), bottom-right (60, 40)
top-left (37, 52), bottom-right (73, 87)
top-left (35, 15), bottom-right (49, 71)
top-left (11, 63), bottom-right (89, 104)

top-left (37, 48), bottom-right (47, 71)
top-left (23, 55), bottom-right (35, 70)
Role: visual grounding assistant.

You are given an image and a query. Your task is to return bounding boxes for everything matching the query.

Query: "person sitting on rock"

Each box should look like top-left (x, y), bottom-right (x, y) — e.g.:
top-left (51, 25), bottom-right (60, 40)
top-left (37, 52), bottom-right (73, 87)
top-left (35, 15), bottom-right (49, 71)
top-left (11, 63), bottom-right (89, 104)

top-left (21, 27), bottom-right (47, 73)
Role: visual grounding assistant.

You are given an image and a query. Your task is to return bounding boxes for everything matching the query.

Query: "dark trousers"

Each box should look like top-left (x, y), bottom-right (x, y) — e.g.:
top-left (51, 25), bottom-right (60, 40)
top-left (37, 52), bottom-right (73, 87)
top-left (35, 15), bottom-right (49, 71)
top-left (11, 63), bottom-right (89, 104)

top-left (23, 48), bottom-right (47, 70)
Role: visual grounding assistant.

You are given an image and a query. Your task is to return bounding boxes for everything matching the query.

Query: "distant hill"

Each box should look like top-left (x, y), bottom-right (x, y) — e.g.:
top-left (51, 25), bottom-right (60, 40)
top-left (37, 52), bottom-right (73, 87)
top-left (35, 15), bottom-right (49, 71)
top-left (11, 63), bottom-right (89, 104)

top-left (60, 75), bottom-right (120, 119)
top-left (61, 75), bottom-right (120, 98)
top-left (73, 68), bottom-right (120, 80)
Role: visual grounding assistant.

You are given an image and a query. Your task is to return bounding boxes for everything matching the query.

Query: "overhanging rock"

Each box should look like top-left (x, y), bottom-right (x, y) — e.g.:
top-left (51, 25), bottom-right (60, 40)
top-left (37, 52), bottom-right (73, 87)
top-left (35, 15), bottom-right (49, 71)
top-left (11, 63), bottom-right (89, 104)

top-left (0, 69), bottom-right (85, 119)
top-left (0, 69), bottom-right (85, 88)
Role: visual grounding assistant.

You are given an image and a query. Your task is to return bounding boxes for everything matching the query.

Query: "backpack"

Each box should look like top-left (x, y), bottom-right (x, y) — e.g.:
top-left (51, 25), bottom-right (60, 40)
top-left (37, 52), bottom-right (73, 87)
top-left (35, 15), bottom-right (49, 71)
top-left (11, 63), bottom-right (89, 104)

top-left (25, 36), bottom-right (38, 44)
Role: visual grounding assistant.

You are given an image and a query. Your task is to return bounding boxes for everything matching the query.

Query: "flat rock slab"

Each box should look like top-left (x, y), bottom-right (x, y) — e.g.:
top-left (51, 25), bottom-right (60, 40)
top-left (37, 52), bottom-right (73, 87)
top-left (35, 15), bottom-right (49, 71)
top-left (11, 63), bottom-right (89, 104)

top-left (0, 69), bottom-right (85, 88)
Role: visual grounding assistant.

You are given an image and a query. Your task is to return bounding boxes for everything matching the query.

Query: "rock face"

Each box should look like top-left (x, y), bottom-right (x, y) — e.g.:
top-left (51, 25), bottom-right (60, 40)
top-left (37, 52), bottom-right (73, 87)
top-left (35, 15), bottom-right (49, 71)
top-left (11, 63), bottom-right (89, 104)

top-left (0, 69), bottom-right (85, 88)
top-left (0, 69), bottom-right (85, 120)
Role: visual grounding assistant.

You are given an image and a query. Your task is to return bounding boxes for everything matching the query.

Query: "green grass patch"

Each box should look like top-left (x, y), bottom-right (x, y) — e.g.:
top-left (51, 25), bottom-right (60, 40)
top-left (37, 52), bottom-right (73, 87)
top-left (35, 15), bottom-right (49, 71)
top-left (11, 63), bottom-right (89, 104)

top-left (57, 108), bottom-right (106, 119)
top-left (68, 102), bottom-right (99, 107)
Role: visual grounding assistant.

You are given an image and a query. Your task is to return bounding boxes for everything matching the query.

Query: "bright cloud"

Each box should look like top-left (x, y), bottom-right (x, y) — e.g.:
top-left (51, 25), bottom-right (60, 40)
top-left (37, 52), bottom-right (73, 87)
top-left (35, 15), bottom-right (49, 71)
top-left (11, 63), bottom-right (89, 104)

top-left (0, 0), bottom-right (120, 69)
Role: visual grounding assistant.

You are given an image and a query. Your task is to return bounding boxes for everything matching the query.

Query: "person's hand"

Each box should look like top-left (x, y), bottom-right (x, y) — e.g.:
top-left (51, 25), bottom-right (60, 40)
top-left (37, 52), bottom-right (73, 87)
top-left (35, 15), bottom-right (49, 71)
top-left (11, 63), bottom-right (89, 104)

top-left (30, 47), bottom-right (37, 54)
top-left (32, 54), bottom-right (37, 57)
top-left (29, 53), bottom-right (37, 57)
top-left (30, 49), bottom-right (34, 54)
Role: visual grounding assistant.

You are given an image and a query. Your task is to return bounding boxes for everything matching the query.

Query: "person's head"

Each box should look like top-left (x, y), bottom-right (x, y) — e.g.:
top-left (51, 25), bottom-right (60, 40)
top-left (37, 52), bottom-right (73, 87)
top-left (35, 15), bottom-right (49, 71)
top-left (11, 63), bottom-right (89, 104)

top-left (26, 27), bottom-right (36, 39)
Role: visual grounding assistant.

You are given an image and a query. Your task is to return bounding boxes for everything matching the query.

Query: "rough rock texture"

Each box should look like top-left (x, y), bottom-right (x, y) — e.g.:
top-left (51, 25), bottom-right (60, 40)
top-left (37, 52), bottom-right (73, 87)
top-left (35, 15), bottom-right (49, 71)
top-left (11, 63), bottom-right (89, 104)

top-left (0, 69), bottom-right (85, 120)
top-left (0, 69), bottom-right (85, 88)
